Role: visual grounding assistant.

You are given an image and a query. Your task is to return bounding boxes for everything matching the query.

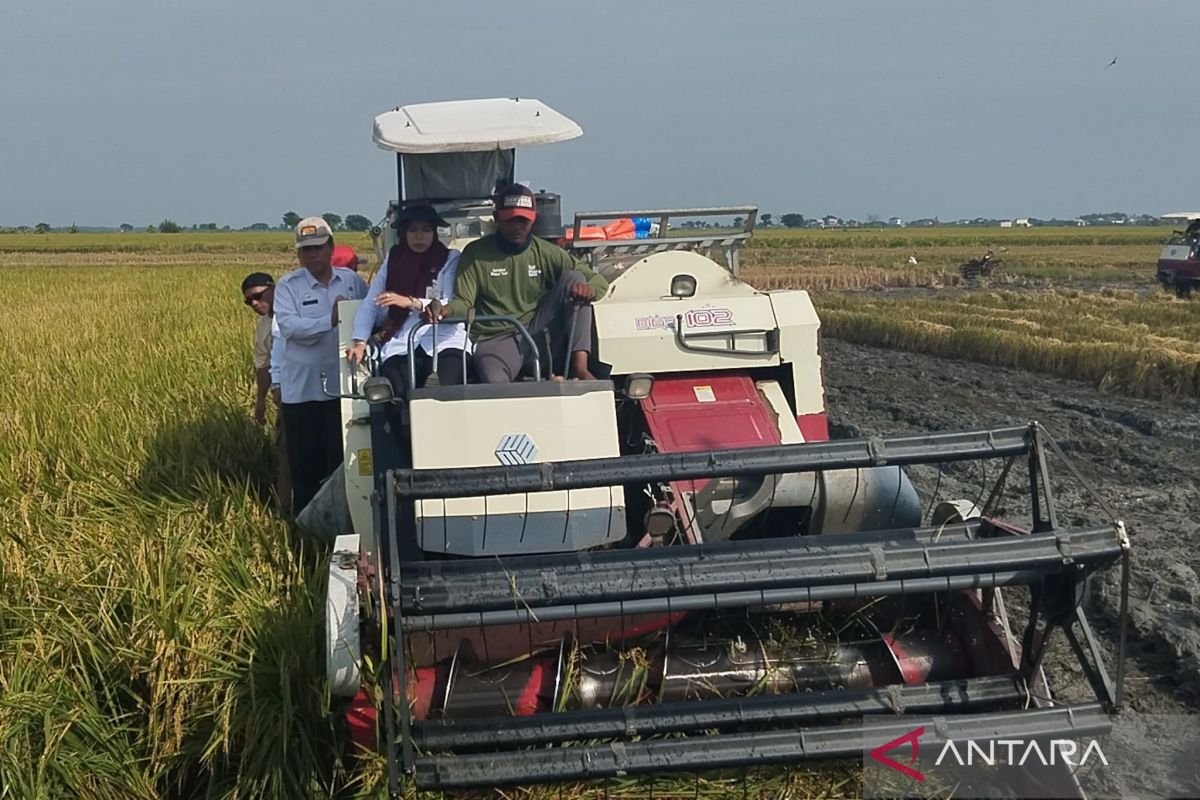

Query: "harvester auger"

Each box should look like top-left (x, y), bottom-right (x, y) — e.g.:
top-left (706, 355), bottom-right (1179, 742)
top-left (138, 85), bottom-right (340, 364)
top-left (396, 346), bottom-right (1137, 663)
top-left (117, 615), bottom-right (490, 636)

top-left (314, 99), bottom-right (1131, 797)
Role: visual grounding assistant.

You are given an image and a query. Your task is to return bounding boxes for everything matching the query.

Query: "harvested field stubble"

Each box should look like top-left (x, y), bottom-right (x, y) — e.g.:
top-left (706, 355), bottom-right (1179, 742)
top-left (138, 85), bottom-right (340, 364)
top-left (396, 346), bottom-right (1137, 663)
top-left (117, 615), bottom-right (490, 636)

top-left (742, 226), bottom-right (1163, 289)
top-left (816, 290), bottom-right (1200, 398)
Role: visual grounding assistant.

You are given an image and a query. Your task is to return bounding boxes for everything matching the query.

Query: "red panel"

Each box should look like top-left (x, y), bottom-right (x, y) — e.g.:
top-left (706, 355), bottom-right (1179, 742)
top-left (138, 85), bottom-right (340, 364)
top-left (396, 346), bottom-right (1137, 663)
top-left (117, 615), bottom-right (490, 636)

top-left (1158, 258), bottom-right (1200, 278)
top-left (346, 689), bottom-right (377, 750)
top-left (516, 660), bottom-right (550, 716)
top-left (797, 412), bottom-right (830, 442)
top-left (641, 373), bottom-right (782, 453)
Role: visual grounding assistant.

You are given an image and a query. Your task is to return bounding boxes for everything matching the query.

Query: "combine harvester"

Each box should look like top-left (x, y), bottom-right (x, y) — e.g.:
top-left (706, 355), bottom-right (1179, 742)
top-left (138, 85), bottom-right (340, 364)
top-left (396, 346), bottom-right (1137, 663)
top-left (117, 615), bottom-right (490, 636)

top-left (1156, 211), bottom-right (1200, 297)
top-left (318, 99), bottom-right (1131, 797)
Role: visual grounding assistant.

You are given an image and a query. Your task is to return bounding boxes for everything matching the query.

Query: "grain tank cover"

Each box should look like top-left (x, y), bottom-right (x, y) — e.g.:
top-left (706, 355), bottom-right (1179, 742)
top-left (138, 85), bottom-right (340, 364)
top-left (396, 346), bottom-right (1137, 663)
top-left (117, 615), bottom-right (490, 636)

top-left (373, 98), bottom-right (582, 154)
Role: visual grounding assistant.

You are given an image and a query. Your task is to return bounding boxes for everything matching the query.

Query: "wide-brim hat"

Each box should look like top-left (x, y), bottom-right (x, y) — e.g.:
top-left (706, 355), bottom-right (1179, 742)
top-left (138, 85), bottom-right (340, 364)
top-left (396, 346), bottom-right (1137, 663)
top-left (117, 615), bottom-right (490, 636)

top-left (395, 203), bottom-right (449, 229)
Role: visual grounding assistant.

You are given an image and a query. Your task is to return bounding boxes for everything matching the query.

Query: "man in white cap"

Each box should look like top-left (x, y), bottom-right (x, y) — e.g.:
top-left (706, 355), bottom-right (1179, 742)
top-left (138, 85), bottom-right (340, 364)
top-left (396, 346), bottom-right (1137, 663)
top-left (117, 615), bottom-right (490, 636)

top-left (272, 216), bottom-right (368, 514)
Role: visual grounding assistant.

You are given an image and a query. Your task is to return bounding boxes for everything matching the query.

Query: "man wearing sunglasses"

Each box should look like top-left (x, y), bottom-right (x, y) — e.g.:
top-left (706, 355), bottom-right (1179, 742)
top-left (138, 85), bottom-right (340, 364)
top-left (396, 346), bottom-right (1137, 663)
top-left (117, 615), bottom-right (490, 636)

top-left (241, 272), bottom-right (277, 425)
top-left (242, 271), bottom-right (291, 513)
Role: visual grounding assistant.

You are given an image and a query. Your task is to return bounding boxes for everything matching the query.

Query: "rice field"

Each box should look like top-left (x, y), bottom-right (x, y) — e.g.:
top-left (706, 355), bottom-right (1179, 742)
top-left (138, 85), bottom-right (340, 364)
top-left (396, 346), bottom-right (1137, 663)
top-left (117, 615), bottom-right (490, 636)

top-left (817, 289), bottom-right (1200, 399)
top-left (0, 226), bottom-right (1191, 798)
top-left (741, 225), bottom-right (1167, 290)
top-left (0, 262), bottom-right (359, 799)
top-left (747, 228), bottom-right (1199, 399)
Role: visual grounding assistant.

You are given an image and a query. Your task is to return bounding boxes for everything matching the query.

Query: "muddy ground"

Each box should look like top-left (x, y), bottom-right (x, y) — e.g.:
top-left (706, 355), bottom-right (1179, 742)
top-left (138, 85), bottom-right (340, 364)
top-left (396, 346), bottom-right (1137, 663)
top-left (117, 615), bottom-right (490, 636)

top-left (822, 336), bottom-right (1200, 797)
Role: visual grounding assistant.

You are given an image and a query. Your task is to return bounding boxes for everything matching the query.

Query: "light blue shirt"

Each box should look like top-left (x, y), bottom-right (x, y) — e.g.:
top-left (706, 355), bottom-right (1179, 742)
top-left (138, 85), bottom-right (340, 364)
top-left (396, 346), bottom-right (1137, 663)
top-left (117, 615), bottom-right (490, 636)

top-left (274, 265), bottom-right (368, 403)
top-left (351, 249), bottom-right (471, 361)
top-left (269, 316), bottom-right (282, 386)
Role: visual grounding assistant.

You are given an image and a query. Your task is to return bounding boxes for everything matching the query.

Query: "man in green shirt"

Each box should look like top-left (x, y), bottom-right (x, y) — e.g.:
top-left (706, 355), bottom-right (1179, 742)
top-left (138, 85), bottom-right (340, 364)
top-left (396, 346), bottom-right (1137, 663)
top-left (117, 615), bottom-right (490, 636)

top-left (433, 184), bottom-right (609, 382)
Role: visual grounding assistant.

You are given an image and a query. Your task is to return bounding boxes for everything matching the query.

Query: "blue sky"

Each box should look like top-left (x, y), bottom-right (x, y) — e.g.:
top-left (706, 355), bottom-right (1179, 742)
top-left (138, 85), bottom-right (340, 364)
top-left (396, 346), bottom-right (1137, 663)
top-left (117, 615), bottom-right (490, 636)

top-left (1, 0), bottom-right (1192, 227)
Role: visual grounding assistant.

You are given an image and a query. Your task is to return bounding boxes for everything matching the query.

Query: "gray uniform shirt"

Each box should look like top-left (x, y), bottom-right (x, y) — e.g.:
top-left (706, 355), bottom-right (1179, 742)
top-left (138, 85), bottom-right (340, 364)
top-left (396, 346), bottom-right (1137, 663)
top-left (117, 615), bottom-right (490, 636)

top-left (273, 266), bottom-right (368, 403)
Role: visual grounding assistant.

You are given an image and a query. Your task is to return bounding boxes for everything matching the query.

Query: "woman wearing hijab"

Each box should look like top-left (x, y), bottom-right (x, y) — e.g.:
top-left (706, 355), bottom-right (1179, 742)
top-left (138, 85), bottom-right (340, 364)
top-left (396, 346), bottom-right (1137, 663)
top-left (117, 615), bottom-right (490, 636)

top-left (346, 203), bottom-right (471, 397)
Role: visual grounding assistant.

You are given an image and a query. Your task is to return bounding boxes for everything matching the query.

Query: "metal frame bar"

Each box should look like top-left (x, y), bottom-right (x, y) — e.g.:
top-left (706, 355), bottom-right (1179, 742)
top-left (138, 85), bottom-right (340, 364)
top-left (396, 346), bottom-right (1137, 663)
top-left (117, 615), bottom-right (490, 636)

top-left (1064, 611), bottom-right (1119, 711)
top-left (399, 524), bottom-right (1123, 617)
top-left (395, 153), bottom-right (404, 203)
top-left (413, 674), bottom-right (1029, 750)
top-left (1028, 425), bottom-right (1060, 534)
top-left (405, 312), bottom-right (542, 388)
top-left (379, 472), bottom-right (406, 794)
top-left (413, 703), bottom-right (1111, 790)
top-left (565, 207), bottom-right (758, 275)
top-left (567, 206), bottom-right (759, 243)
top-left (389, 424), bottom-right (1035, 500)
top-left (402, 566), bottom-right (1107, 632)
top-left (1115, 527), bottom-right (1132, 709)
top-left (674, 317), bottom-right (780, 357)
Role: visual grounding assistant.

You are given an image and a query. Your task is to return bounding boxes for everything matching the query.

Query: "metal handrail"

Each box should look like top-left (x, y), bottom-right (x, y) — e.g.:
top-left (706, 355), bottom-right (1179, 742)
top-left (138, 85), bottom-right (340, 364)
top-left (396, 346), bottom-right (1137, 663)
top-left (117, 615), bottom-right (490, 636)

top-left (564, 207), bottom-right (758, 275)
top-left (567, 206), bottom-right (759, 244)
top-left (405, 312), bottom-right (542, 389)
top-left (391, 425), bottom-right (1035, 499)
top-left (675, 314), bottom-right (779, 357)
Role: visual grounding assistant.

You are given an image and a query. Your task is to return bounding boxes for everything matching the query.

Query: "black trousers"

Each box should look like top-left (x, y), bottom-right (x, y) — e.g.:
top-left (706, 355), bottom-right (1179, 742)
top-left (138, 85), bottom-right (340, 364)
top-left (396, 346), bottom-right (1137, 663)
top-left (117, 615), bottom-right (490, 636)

top-left (279, 400), bottom-right (342, 514)
top-left (379, 348), bottom-right (471, 400)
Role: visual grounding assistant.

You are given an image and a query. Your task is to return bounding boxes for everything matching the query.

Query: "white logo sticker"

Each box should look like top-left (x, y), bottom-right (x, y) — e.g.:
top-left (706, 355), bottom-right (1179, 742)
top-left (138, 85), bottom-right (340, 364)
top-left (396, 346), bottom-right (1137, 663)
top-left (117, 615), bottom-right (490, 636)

top-left (503, 195), bottom-right (534, 209)
top-left (495, 433), bottom-right (538, 465)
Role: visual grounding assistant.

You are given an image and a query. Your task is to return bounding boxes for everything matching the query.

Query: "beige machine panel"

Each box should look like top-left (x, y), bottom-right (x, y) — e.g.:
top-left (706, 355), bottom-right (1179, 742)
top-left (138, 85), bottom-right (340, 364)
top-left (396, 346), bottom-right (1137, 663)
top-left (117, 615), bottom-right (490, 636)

top-left (766, 290), bottom-right (824, 416)
top-left (408, 385), bottom-right (626, 555)
top-left (596, 252), bottom-right (780, 374)
top-left (594, 251), bottom-right (823, 417)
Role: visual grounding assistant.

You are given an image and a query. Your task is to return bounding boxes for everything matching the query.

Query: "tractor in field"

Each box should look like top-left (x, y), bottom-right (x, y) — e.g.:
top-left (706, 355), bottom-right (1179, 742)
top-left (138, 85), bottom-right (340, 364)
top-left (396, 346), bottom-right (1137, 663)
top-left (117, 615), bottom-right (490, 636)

top-left (959, 249), bottom-right (1004, 281)
top-left (319, 98), bottom-right (1130, 797)
top-left (1156, 212), bottom-right (1200, 297)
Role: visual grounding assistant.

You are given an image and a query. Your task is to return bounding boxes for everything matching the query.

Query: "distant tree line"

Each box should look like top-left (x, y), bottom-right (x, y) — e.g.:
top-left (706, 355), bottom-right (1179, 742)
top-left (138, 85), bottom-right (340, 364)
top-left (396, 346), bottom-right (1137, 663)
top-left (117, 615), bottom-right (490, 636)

top-left (0, 209), bottom-right (1174, 234)
top-left (281, 211), bottom-right (373, 232)
top-left (0, 212), bottom-right (376, 235)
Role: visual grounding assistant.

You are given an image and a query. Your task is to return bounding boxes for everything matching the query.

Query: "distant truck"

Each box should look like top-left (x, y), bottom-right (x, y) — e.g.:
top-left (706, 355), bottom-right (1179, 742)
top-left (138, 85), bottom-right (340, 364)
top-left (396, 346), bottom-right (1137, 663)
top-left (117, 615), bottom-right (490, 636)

top-left (1156, 212), bottom-right (1200, 297)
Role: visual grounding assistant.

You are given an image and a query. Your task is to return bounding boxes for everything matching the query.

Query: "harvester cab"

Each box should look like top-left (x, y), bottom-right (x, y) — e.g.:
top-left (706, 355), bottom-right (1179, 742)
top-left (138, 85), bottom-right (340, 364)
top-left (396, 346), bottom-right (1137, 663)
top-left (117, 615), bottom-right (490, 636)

top-left (1157, 211), bottom-right (1200, 297)
top-left (320, 99), bottom-right (1131, 798)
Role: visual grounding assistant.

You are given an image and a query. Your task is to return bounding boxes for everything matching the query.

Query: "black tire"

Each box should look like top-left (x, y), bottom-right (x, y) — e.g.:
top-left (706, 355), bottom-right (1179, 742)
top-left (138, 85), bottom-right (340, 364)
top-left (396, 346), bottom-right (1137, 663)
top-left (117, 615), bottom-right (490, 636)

top-left (1175, 278), bottom-right (1193, 298)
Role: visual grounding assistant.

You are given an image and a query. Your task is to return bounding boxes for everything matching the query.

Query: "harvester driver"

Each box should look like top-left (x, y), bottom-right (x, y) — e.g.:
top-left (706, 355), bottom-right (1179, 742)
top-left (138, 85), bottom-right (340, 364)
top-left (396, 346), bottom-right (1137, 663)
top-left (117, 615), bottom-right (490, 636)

top-left (273, 217), bottom-right (368, 513)
top-left (431, 184), bottom-right (608, 382)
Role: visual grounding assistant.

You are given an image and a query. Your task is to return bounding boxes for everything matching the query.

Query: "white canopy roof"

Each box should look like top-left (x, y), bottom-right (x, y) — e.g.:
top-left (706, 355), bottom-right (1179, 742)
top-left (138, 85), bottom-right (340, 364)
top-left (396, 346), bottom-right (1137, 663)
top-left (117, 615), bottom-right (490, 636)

top-left (373, 98), bottom-right (583, 154)
top-left (1162, 211), bottom-right (1200, 221)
